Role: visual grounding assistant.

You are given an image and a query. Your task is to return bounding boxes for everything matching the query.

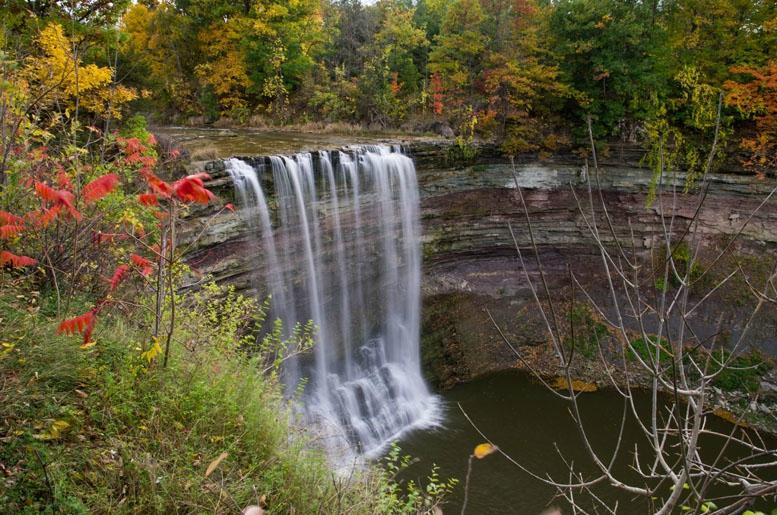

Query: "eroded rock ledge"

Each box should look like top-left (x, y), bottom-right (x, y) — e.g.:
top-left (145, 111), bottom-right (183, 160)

top-left (177, 141), bottom-right (777, 391)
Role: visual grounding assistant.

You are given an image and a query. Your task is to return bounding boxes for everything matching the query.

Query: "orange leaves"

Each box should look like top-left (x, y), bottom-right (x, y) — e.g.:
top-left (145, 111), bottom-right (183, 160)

top-left (118, 136), bottom-right (159, 171)
top-left (31, 206), bottom-right (63, 228)
top-left (83, 173), bottom-right (119, 204)
top-left (0, 210), bottom-right (25, 239)
top-left (725, 60), bottom-right (777, 177)
top-left (130, 253), bottom-right (154, 276)
top-left (141, 170), bottom-right (174, 198)
top-left (123, 137), bottom-right (145, 156)
top-left (108, 264), bottom-right (130, 291)
top-left (58, 311), bottom-right (95, 335)
top-left (0, 250), bottom-right (38, 267)
top-left (34, 181), bottom-right (63, 203)
top-left (34, 182), bottom-right (81, 220)
top-left (56, 169), bottom-right (73, 190)
top-left (173, 173), bottom-right (214, 204)
top-left (0, 225), bottom-right (24, 239)
top-left (551, 376), bottom-right (598, 392)
top-left (390, 72), bottom-right (402, 96)
top-left (473, 443), bottom-right (498, 459)
top-left (0, 210), bottom-right (24, 225)
top-left (138, 169), bottom-right (215, 206)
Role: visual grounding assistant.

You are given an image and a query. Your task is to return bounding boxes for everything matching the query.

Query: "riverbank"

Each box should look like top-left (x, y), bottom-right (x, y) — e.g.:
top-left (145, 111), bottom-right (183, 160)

top-left (421, 310), bottom-right (777, 435)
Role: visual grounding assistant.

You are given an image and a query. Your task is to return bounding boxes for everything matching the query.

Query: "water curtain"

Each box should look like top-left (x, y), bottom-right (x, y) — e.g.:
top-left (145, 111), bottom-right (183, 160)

top-left (226, 146), bottom-right (438, 457)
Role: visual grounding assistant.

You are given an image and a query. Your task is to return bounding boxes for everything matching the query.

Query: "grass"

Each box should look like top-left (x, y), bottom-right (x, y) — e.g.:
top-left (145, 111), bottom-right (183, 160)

top-left (628, 336), bottom-right (673, 364)
top-left (0, 286), bottom-right (452, 514)
top-left (707, 350), bottom-right (773, 393)
top-left (627, 334), bottom-right (774, 394)
top-left (564, 304), bottom-right (609, 360)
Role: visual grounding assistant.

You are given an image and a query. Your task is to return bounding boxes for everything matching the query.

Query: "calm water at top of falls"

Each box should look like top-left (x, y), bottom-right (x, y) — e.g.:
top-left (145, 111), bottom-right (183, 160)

top-left (154, 126), bottom-right (438, 159)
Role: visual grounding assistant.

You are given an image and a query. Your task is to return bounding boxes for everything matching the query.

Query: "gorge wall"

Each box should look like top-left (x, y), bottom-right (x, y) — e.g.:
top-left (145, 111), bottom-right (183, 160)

top-left (178, 142), bottom-right (777, 389)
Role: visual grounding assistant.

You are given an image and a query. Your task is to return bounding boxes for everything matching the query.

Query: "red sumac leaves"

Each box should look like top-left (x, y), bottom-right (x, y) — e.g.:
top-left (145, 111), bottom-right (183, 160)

top-left (83, 173), bottom-right (119, 204)
top-left (0, 250), bottom-right (38, 267)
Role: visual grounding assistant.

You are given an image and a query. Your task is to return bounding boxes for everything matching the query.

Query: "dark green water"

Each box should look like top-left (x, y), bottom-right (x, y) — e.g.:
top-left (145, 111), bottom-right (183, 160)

top-left (395, 370), bottom-right (776, 514)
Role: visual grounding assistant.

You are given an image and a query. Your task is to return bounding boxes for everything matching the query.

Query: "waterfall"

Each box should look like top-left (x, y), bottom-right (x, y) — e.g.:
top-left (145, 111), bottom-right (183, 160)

top-left (225, 146), bottom-right (439, 458)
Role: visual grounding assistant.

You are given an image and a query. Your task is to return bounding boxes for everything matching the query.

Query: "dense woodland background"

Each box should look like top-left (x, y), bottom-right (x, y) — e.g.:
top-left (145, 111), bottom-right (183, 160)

top-left (3, 0), bottom-right (777, 173)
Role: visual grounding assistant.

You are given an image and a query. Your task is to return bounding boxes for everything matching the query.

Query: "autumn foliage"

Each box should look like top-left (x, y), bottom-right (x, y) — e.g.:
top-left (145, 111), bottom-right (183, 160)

top-left (2, 121), bottom-right (218, 349)
top-left (725, 61), bottom-right (777, 178)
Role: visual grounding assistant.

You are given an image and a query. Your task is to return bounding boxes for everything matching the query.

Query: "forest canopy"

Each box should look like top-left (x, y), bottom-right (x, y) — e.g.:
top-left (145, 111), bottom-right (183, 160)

top-left (2, 0), bottom-right (777, 165)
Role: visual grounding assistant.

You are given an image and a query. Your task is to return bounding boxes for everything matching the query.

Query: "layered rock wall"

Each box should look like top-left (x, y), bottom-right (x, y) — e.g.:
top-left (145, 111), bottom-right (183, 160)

top-left (179, 143), bottom-right (777, 388)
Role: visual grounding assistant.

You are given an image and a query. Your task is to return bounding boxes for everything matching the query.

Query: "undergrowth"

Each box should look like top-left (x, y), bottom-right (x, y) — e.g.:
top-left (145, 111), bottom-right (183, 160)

top-left (0, 282), bottom-right (453, 514)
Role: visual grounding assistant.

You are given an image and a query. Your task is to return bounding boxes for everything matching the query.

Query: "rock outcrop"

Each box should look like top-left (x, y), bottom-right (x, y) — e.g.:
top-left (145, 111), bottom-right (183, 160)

top-left (178, 141), bottom-right (777, 388)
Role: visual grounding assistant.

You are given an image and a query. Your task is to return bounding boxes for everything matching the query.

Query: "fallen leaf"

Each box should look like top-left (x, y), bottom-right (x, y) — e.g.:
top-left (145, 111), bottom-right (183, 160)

top-left (80, 340), bottom-right (96, 350)
top-left (34, 419), bottom-right (70, 440)
top-left (205, 452), bottom-right (228, 477)
top-left (473, 443), bottom-right (498, 459)
top-left (713, 407), bottom-right (750, 428)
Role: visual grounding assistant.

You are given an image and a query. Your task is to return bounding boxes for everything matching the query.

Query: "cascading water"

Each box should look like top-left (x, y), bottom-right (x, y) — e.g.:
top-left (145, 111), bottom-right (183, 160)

top-left (225, 146), bottom-right (439, 458)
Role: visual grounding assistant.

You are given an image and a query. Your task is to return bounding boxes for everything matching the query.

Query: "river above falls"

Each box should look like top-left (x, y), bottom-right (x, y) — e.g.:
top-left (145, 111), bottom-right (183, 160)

top-left (395, 369), bottom-right (777, 514)
top-left (153, 126), bottom-right (441, 159)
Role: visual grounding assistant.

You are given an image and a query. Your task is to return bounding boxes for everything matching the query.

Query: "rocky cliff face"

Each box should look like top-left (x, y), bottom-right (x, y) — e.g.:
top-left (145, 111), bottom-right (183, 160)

top-left (179, 142), bottom-right (777, 389)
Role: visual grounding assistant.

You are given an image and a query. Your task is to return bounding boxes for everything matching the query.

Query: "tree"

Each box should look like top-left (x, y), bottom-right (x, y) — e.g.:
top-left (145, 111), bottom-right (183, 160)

top-left (725, 61), bottom-right (777, 178)
top-left (26, 23), bottom-right (136, 120)
top-left (120, 2), bottom-right (201, 117)
top-left (195, 17), bottom-right (252, 117)
top-left (357, 0), bottom-right (428, 125)
top-left (666, 0), bottom-right (777, 87)
top-left (547, 0), bottom-right (670, 139)
top-left (428, 0), bottom-right (487, 127)
top-left (321, 0), bottom-right (377, 79)
top-left (478, 0), bottom-right (567, 154)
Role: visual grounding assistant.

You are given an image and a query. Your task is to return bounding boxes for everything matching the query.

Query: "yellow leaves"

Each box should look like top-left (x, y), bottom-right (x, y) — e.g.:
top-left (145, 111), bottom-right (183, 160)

top-left (25, 23), bottom-right (136, 119)
top-left (205, 451), bottom-right (228, 477)
top-left (141, 337), bottom-right (162, 363)
top-left (595, 14), bottom-right (614, 29)
top-left (119, 209), bottom-right (145, 234)
top-left (34, 419), bottom-right (70, 441)
top-left (1, 342), bottom-right (15, 359)
top-left (195, 21), bottom-right (251, 112)
top-left (551, 376), bottom-right (598, 392)
top-left (80, 340), bottom-right (97, 350)
top-left (121, 3), bottom-right (153, 51)
top-left (473, 443), bottom-right (498, 459)
top-left (252, 19), bottom-right (275, 37)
